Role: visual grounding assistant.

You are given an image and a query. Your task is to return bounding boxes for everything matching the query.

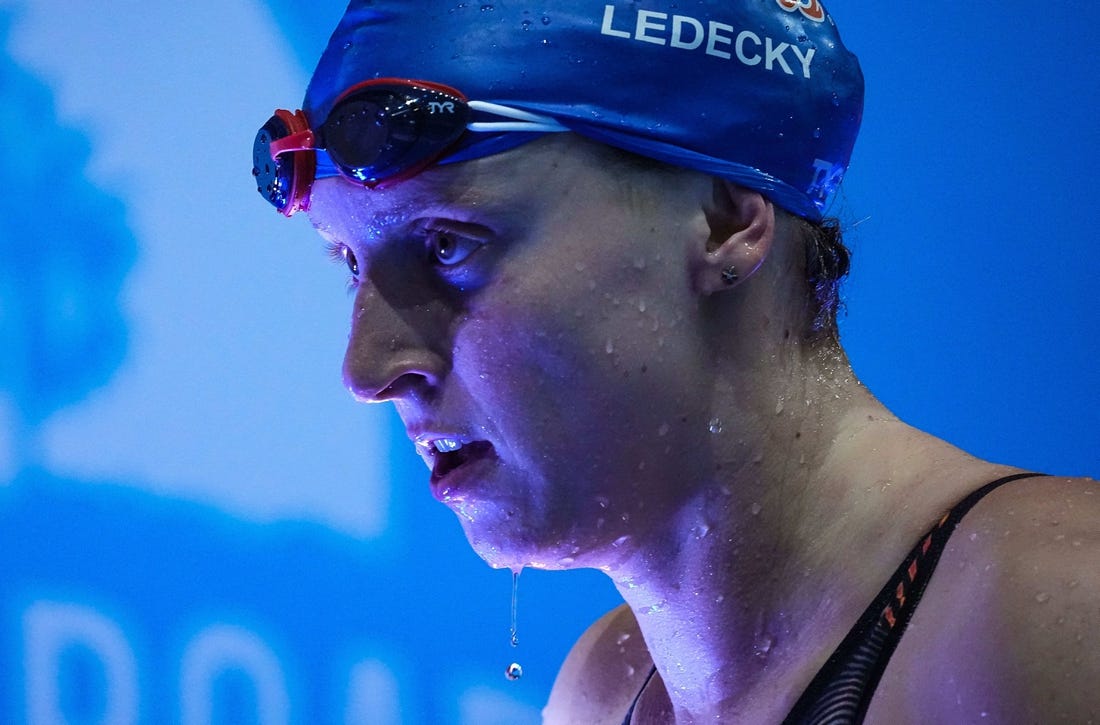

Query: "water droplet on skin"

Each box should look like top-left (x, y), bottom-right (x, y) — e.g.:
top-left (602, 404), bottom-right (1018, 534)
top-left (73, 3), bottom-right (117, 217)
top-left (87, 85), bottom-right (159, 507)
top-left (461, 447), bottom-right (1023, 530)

top-left (751, 502), bottom-right (763, 516)
top-left (625, 665), bottom-right (635, 677)
top-left (693, 523), bottom-right (710, 539)
top-left (969, 532), bottom-right (978, 541)
top-left (613, 535), bottom-right (630, 547)
top-left (708, 418), bottom-right (723, 434)
top-left (505, 662), bottom-right (523, 680)
top-left (633, 257), bottom-right (646, 270)
top-left (595, 495), bottom-right (609, 509)
top-left (617, 632), bottom-right (631, 645)
top-left (657, 423), bottom-right (670, 437)
top-left (1035, 592), bottom-right (1051, 603)
top-left (638, 299), bottom-right (646, 312)
top-left (813, 127), bottom-right (822, 138)
top-left (775, 399), bottom-right (784, 415)
top-left (754, 634), bottom-right (775, 657)
top-left (605, 339), bottom-right (614, 354)
top-left (715, 594), bottom-right (725, 603)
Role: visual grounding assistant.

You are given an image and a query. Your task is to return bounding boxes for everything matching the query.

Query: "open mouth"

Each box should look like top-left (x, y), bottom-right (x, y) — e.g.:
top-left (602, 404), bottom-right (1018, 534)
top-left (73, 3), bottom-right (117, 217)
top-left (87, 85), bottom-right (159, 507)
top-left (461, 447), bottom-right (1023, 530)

top-left (428, 439), bottom-right (496, 484)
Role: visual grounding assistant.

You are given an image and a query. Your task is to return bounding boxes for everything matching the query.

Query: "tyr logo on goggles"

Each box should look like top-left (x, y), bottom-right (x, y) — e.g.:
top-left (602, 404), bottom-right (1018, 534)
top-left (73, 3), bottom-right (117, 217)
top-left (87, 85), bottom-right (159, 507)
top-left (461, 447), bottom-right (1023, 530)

top-left (252, 78), bottom-right (568, 217)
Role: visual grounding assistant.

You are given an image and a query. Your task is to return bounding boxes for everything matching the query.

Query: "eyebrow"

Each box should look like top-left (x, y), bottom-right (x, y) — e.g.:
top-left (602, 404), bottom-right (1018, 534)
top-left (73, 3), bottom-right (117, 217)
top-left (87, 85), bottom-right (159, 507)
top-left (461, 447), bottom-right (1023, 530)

top-left (310, 144), bottom-right (532, 243)
top-left (370, 160), bottom-right (519, 229)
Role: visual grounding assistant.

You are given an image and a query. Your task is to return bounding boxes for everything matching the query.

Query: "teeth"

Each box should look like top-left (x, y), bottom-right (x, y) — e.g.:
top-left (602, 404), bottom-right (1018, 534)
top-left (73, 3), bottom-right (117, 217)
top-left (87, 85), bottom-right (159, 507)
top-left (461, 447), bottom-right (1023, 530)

top-left (433, 439), bottom-right (463, 453)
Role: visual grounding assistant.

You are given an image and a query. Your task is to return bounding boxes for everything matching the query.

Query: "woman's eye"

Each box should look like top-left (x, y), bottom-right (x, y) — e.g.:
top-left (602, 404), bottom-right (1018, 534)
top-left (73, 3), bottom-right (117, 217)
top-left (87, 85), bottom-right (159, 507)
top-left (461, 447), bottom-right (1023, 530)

top-left (426, 230), bottom-right (480, 266)
top-left (342, 246), bottom-right (360, 276)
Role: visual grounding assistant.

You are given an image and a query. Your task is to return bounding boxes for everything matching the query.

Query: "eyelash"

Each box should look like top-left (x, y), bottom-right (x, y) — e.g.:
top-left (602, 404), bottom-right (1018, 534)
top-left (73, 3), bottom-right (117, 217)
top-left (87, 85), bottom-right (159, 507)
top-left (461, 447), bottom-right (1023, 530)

top-left (325, 241), bottom-right (360, 292)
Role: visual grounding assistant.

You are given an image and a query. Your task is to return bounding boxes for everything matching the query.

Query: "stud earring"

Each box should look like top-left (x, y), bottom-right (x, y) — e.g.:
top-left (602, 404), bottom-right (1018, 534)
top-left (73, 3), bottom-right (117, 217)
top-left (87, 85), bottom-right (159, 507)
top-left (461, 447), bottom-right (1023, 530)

top-left (721, 266), bottom-right (739, 285)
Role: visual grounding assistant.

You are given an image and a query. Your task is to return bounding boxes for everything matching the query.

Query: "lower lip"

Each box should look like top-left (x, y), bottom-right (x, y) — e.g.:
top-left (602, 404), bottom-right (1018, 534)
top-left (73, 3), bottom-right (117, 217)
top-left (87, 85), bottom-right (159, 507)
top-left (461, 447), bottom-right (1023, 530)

top-left (429, 448), bottom-right (498, 502)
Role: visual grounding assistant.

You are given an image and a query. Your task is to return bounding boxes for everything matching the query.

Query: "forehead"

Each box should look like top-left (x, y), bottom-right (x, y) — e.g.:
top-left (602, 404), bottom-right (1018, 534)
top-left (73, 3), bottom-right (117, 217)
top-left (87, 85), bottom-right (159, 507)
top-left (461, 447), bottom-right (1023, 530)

top-left (308, 137), bottom-right (586, 241)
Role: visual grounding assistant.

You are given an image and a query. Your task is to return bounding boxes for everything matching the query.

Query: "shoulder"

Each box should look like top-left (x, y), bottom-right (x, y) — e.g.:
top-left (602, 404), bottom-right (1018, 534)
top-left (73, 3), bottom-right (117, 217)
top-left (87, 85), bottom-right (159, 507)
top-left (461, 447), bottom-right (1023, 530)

top-left (871, 475), bottom-right (1100, 723)
top-left (543, 603), bottom-right (659, 725)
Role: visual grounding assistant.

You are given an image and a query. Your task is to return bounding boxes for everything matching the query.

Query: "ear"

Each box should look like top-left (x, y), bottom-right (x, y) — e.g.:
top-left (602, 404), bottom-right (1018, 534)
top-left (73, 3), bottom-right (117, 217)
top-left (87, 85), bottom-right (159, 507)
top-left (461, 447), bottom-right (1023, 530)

top-left (691, 180), bottom-right (775, 295)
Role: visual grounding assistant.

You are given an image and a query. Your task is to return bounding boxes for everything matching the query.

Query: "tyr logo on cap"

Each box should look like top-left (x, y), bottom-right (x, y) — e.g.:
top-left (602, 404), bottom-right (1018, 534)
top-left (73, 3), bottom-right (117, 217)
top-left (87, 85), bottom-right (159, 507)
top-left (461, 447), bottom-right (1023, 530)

top-left (776, 0), bottom-right (826, 23)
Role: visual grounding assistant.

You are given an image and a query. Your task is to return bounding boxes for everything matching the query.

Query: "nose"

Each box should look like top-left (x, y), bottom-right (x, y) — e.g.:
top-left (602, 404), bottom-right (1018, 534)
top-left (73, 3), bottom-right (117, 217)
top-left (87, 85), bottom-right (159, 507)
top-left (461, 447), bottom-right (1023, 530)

top-left (342, 281), bottom-right (449, 403)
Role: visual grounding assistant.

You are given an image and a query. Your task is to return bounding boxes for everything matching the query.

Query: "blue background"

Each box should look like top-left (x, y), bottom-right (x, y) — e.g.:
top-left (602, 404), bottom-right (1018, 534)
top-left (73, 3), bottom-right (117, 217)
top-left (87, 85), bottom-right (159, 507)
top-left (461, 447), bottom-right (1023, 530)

top-left (0, 1), bottom-right (1095, 723)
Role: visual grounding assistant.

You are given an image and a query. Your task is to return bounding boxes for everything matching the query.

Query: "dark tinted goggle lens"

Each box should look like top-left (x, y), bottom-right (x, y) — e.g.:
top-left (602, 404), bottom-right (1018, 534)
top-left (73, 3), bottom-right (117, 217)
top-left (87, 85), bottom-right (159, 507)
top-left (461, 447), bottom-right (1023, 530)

top-left (252, 82), bottom-right (476, 215)
top-left (252, 115), bottom-right (295, 213)
top-left (321, 84), bottom-right (471, 185)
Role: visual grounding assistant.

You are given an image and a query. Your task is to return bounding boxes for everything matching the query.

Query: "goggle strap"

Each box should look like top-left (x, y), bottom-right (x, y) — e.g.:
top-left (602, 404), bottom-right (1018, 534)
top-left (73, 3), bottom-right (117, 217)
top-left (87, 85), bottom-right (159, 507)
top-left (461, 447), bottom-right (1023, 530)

top-left (467, 101), bottom-right (568, 131)
top-left (467, 121), bottom-right (569, 133)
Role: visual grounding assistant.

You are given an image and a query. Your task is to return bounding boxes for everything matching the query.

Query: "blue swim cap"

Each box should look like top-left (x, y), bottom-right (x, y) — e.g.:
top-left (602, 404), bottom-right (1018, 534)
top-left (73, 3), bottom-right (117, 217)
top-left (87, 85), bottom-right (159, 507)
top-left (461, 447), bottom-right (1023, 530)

top-left (305, 1), bottom-right (863, 220)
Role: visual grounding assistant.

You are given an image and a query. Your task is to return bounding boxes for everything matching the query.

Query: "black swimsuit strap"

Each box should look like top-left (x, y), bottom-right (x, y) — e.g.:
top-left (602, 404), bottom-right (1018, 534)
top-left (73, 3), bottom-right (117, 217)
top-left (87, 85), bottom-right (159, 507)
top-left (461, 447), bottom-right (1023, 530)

top-left (621, 664), bottom-right (659, 725)
top-left (781, 472), bottom-right (1048, 724)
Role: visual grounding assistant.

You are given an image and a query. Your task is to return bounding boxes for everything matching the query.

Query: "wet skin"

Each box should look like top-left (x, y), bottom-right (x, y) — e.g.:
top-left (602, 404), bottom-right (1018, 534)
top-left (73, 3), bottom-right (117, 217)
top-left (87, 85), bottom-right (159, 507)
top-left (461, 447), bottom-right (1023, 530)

top-left (306, 137), bottom-right (1100, 723)
top-left (308, 137), bottom-right (724, 572)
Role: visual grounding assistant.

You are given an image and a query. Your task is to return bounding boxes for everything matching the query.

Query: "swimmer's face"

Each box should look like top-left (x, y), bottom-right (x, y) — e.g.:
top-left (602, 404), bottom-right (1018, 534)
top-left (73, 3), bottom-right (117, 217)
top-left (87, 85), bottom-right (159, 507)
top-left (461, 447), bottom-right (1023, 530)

top-left (309, 137), bottom-right (722, 570)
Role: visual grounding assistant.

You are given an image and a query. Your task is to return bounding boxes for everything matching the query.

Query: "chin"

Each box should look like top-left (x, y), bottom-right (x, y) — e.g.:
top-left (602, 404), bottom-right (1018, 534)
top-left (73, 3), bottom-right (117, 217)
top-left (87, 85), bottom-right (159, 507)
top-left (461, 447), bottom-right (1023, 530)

top-left (453, 509), bottom-right (587, 573)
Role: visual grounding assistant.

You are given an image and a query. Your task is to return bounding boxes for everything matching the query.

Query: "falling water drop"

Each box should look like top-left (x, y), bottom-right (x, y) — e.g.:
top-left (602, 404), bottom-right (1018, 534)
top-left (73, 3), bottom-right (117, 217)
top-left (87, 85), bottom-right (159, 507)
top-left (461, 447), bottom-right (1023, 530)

top-left (510, 567), bottom-right (521, 647)
top-left (708, 418), bottom-right (723, 434)
top-left (502, 569), bottom-right (524, 682)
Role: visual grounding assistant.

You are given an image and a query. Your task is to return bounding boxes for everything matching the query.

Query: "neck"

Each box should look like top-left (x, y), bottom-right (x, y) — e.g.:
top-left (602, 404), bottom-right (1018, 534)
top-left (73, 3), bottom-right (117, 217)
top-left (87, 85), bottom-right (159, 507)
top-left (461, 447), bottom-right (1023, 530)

top-left (604, 344), bottom-right (989, 722)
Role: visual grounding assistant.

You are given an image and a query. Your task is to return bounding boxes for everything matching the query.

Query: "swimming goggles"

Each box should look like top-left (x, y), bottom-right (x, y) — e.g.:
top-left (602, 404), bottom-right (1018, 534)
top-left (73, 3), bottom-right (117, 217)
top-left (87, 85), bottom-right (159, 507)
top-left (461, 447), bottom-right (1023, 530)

top-left (252, 78), bottom-right (569, 216)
